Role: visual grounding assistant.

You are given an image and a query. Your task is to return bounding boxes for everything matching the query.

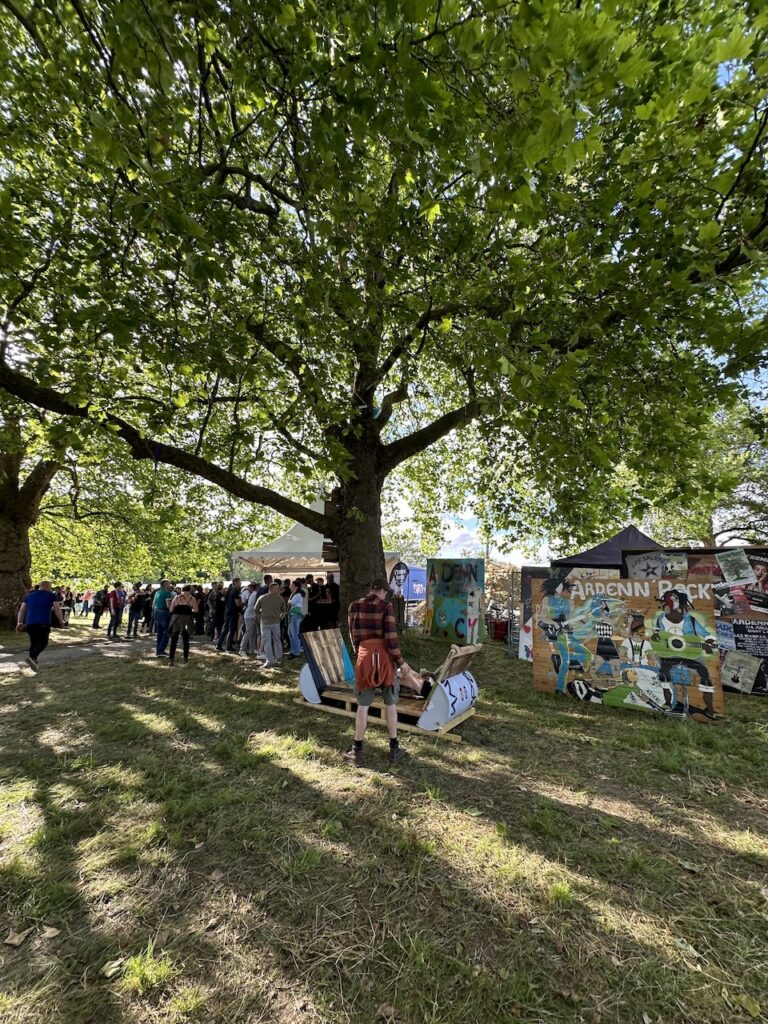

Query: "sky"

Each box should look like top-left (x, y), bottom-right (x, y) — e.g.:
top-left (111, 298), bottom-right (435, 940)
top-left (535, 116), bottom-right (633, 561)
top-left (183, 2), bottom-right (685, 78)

top-left (437, 514), bottom-right (551, 566)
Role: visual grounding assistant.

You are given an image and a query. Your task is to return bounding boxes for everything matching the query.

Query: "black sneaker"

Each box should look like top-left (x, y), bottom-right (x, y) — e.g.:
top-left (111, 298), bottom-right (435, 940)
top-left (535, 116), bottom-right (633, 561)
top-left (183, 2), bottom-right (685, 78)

top-left (389, 746), bottom-right (408, 765)
top-left (342, 746), bottom-right (364, 765)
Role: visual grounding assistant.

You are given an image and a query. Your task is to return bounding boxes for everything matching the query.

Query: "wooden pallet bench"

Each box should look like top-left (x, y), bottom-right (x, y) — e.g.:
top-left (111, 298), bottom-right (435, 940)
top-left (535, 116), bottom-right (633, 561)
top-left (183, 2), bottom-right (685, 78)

top-left (293, 685), bottom-right (475, 742)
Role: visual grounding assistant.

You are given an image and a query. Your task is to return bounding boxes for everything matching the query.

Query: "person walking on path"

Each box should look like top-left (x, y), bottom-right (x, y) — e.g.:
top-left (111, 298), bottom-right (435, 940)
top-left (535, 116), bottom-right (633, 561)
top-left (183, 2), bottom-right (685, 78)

top-left (167, 585), bottom-right (198, 666)
top-left (16, 581), bottom-right (65, 672)
top-left (255, 582), bottom-right (286, 668)
top-left (126, 583), bottom-right (144, 639)
top-left (286, 579), bottom-right (305, 658)
top-left (343, 578), bottom-right (413, 766)
top-left (153, 580), bottom-right (174, 657)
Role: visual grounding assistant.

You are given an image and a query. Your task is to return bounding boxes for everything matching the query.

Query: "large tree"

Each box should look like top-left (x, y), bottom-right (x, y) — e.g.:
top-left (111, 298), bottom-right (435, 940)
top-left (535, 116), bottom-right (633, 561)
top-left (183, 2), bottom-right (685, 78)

top-left (1, 0), bottom-right (767, 606)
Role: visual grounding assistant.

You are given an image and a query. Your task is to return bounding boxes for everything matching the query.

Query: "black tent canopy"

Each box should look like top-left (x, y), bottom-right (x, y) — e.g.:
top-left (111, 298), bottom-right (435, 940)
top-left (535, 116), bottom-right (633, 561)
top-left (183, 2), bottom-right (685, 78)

top-left (551, 525), bottom-right (661, 570)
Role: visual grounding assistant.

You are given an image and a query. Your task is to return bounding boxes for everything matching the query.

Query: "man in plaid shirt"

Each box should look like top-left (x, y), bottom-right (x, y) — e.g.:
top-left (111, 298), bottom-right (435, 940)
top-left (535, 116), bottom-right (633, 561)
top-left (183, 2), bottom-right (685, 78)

top-left (343, 578), bottom-right (413, 765)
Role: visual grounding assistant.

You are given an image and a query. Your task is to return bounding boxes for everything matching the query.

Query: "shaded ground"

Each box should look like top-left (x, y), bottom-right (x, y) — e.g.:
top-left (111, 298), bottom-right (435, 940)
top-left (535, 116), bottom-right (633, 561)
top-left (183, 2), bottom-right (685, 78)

top-left (0, 633), bottom-right (767, 1024)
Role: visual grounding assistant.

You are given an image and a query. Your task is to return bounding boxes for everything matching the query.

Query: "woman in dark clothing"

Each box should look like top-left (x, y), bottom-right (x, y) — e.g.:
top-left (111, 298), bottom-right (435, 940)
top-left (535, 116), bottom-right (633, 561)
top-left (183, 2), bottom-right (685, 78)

top-left (314, 585), bottom-right (336, 631)
top-left (168, 585), bottom-right (198, 666)
top-left (213, 583), bottom-right (226, 642)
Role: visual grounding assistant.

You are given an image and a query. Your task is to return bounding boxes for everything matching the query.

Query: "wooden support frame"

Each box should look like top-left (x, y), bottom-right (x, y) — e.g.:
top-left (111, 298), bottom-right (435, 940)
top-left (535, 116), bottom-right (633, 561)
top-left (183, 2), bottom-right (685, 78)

top-left (293, 686), bottom-right (474, 742)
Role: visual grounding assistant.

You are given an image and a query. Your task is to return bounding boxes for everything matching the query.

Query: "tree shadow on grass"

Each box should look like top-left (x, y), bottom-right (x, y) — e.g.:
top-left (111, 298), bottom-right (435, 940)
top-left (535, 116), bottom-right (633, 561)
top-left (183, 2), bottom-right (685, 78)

top-left (0, 652), bottom-right (765, 1023)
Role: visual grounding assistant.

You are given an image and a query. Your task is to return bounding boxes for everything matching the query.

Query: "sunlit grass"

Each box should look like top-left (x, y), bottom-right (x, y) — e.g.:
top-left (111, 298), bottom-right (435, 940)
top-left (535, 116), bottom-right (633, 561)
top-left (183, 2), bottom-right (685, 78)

top-left (122, 941), bottom-right (179, 994)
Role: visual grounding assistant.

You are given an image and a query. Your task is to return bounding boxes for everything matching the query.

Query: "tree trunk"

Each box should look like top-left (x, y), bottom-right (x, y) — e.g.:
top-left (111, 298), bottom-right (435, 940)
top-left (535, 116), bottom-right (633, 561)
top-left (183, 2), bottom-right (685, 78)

top-left (0, 457), bottom-right (60, 630)
top-left (333, 458), bottom-right (386, 617)
top-left (0, 512), bottom-right (33, 630)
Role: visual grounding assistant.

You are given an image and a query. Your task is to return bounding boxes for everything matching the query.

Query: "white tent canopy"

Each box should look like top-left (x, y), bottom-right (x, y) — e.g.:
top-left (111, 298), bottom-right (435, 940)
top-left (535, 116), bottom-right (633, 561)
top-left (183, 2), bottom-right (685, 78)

top-left (232, 503), bottom-right (399, 579)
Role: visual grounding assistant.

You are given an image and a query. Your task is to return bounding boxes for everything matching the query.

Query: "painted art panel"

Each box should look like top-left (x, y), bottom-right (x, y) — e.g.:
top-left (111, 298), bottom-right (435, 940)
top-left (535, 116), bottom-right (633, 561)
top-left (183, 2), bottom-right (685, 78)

top-left (424, 559), bottom-right (485, 644)
top-left (532, 575), bottom-right (723, 720)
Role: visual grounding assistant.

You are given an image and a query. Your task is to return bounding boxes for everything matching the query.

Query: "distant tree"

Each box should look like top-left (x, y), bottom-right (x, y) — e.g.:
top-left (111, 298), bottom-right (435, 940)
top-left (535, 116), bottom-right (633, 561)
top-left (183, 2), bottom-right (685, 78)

top-left (30, 444), bottom-right (286, 584)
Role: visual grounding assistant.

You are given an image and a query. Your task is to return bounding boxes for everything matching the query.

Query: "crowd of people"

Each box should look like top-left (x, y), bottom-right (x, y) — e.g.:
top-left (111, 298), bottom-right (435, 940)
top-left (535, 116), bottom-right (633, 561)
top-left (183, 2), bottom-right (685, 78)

top-left (16, 571), bottom-right (415, 762)
top-left (18, 573), bottom-right (342, 670)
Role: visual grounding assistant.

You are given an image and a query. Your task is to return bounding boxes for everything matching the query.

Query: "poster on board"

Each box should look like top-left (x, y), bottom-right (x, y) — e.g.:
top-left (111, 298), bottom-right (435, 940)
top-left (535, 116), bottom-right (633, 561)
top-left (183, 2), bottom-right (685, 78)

top-left (532, 575), bottom-right (723, 720)
top-left (721, 650), bottom-right (764, 694)
top-left (424, 559), bottom-right (485, 644)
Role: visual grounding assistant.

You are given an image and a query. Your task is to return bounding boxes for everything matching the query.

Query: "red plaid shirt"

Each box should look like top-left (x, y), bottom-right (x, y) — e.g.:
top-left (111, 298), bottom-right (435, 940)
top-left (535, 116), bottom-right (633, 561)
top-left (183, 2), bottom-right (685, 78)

top-left (348, 594), bottom-right (403, 666)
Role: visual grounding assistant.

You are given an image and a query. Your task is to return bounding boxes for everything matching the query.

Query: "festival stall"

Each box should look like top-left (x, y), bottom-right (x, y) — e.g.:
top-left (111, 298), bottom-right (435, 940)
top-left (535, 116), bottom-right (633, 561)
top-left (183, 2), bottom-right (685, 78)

top-left (232, 504), bottom-right (399, 581)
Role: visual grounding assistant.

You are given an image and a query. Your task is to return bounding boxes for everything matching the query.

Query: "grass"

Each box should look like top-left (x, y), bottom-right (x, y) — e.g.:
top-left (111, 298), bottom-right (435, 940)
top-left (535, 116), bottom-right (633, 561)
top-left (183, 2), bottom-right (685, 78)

top-left (122, 941), bottom-right (180, 995)
top-left (1, 631), bottom-right (767, 1023)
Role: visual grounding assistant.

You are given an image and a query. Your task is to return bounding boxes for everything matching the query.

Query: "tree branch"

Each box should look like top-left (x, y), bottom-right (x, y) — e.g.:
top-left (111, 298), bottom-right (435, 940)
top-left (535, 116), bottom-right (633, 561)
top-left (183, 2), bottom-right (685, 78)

top-left (0, 0), bottom-right (50, 58)
top-left (201, 162), bottom-right (301, 210)
top-left (379, 398), bottom-right (479, 473)
top-left (0, 359), bottom-right (329, 534)
top-left (19, 458), bottom-right (60, 514)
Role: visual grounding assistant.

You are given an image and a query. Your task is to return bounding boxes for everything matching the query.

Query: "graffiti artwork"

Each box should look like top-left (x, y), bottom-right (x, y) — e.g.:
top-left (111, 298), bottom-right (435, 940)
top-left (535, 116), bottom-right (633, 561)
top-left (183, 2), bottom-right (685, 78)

top-left (532, 576), bottom-right (724, 720)
top-left (424, 559), bottom-right (484, 644)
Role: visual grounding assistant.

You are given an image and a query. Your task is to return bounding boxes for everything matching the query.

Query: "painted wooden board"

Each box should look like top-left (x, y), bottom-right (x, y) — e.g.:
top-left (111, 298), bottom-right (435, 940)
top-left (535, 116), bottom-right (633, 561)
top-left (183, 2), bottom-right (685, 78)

top-left (532, 575), bottom-right (724, 721)
top-left (302, 628), bottom-right (355, 692)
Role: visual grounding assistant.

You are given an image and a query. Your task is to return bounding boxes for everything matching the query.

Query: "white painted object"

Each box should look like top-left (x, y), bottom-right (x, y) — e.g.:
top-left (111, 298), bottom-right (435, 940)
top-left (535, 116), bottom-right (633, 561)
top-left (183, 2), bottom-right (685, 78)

top-left (417, 671), bottom-right (478, 731)
top-left (299, 663), bottom-right (322, 704)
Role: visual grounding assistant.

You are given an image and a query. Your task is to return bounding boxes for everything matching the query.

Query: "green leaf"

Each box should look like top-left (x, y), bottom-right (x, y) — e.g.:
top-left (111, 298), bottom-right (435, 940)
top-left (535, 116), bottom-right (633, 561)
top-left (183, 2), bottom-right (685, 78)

top-left (733, 994), bottom-right (761, 1019)
top-left (713, 26), bottom-right (752, 62)
top-left (698, 220), bottom-right (722, 244)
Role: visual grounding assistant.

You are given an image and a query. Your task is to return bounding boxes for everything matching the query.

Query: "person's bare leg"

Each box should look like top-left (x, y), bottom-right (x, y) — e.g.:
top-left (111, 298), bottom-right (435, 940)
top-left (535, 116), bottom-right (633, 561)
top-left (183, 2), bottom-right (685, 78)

top-left (355, 704), bottom-right (369, 741)
top-left (385, 703), bottom-right (398, 739)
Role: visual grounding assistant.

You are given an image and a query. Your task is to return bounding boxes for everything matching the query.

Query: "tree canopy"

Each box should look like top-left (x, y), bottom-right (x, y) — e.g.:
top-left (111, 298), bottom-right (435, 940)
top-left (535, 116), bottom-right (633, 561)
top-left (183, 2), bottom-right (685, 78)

top-left (1, 0), bottom-right (767, 592)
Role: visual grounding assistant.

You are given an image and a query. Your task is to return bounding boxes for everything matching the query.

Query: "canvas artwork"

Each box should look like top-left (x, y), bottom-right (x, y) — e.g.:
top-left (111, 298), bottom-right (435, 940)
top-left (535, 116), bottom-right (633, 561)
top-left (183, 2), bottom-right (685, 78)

top-left (424, 559), bottom-right (485, 644)
top-left (532, 576), bottom-right (724, 720)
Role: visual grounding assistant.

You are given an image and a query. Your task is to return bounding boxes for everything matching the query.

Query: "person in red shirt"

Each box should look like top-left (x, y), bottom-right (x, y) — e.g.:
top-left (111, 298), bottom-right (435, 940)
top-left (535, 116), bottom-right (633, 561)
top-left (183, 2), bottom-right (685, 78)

top-left (344, 578), bottom-right (413, 766)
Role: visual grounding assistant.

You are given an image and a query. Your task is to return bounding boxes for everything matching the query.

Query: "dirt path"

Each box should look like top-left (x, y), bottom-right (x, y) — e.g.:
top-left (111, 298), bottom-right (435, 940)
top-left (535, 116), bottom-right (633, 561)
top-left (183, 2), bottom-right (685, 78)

top-left (0, 633), bottom-right (161, 674)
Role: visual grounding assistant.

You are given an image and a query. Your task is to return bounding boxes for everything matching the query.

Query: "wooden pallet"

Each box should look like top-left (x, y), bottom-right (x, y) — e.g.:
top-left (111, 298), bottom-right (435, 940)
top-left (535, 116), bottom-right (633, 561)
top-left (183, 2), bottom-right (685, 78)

top-left (293, 686), bottom-right (475, 742)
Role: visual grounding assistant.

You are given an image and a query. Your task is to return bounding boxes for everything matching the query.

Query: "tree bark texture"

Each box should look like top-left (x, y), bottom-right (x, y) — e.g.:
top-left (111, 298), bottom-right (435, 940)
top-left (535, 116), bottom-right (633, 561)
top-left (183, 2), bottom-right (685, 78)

top-left (332, 457), bottom-right (387, 617)
top-left (0, 514), bottom-right (33, 630)
top-left (0, 457), bottom-right (59, 630)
